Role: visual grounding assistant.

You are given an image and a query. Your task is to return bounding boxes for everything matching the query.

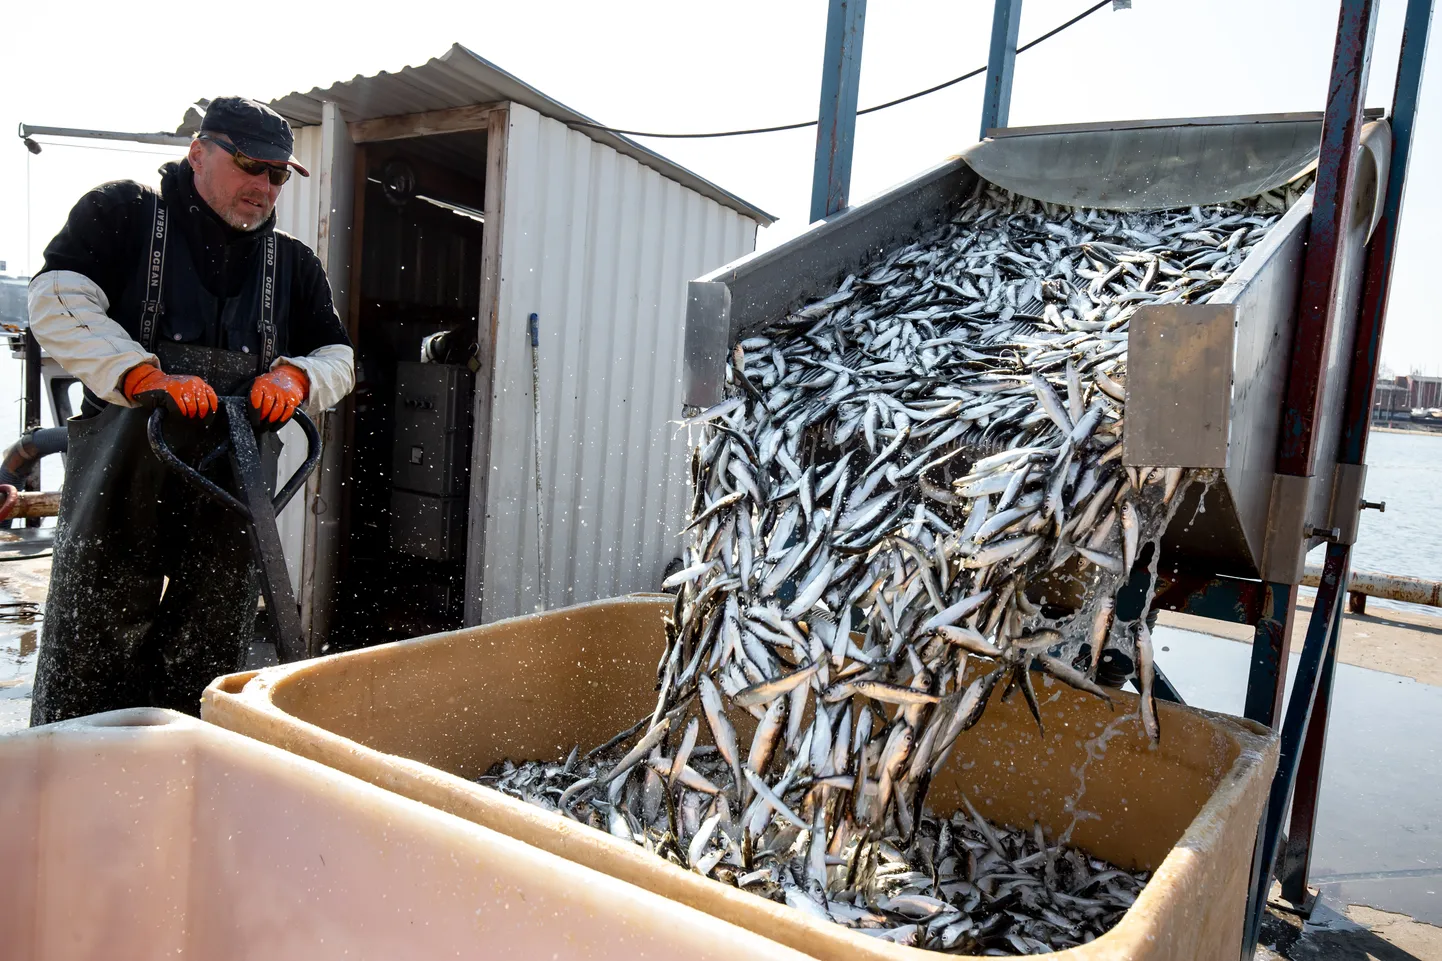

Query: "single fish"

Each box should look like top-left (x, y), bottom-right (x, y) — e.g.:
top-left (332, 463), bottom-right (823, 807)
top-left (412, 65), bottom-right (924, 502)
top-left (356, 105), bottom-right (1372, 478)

top-left (744, 768), bottom-right (808, 829)
top-left (846, 679), bottom-right (941, 706)
top-left (918, 590), bottom-right (992, 633)
top-left (595, 717), bottom-right (670, 789)
top-left (963, 535), bottom-right (1041, 569)
top-left (1121, 501), bottom-right (1140, 574)
top-left (699, 674), bottom-right (741, 790)
top-left (669, 716), bottom-right (700, 786)
top-left (1031, 373), bottom-right (1074, 435)
top-left (1035, 654), bottom-right (1114, 704)
top-left (747, 697), bottom-right (788, 776)
top-left (1136, 622), bottom-right (1160, 743)
top-left (733, 661), bottom-right (821, 709)
top-left (1076, 546), bottom-right (1123, 573)
top-left (1163, 467), bottom-right (1185, 505)
top-left (1089, 597), bottom-right (1115, 678)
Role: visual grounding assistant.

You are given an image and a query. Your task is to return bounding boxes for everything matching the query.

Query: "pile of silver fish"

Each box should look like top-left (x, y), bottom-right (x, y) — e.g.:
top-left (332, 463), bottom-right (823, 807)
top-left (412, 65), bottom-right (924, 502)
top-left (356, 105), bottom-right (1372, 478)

top-left (494, 177), bottom-right (1310, 954)
top-left (486, 745), bottom-right (1147, 952)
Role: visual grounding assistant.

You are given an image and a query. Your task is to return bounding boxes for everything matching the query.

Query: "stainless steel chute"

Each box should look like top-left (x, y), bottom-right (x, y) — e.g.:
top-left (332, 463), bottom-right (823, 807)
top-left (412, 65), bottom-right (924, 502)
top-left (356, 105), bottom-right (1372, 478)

top-left (681, 113), bottom-right (1391, 584)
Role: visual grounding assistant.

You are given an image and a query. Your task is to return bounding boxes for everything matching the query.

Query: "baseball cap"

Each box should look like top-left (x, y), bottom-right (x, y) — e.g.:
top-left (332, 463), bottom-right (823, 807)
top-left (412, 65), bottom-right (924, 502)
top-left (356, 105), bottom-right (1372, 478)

top-left (199, 97), bottom-right (310, 177)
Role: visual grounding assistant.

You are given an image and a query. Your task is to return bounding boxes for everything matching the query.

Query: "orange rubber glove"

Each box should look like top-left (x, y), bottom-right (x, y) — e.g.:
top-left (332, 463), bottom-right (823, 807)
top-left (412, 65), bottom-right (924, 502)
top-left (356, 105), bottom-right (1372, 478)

top-left (249, 364), bottom-right (309, 426)
top-left (122, 364), bottom-right (218, 419)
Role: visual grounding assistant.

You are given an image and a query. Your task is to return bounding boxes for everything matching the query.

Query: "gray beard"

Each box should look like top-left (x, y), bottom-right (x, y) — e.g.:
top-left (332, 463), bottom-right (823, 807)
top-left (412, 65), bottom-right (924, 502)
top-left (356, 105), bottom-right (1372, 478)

top-left (223, 210), bottom-right (267, 232)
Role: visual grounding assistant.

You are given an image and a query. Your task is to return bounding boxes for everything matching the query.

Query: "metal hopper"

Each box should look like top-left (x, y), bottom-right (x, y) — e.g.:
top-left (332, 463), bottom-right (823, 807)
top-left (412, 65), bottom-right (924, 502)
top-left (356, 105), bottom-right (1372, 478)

top-left (682, 112), bottom-right (1392, 585)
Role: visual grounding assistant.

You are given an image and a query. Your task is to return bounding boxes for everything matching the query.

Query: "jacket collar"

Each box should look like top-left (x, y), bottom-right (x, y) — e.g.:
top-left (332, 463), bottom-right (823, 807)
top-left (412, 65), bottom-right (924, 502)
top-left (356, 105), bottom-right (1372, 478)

top-left (159, 161), bottom-right (275, 294)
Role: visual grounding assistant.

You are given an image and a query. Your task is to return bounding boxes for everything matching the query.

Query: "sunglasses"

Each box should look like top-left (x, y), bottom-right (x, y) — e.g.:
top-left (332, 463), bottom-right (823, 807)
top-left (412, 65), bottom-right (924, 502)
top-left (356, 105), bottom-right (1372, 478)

top-left (199, 136), bottom-right (293, 186)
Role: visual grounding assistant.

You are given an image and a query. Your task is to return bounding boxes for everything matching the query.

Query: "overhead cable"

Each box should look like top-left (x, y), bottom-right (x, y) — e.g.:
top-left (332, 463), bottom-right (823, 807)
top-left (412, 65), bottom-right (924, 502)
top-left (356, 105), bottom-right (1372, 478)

top-left (564, 0), bottom-right (1114, 139)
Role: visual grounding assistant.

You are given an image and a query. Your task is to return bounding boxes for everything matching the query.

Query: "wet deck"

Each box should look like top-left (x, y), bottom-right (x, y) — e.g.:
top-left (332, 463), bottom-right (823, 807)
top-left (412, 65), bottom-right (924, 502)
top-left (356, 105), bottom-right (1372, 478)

top-left (1151, 607), bottom-right (1442, 960)
top-left (2, 555), bottom-right (1437, 958)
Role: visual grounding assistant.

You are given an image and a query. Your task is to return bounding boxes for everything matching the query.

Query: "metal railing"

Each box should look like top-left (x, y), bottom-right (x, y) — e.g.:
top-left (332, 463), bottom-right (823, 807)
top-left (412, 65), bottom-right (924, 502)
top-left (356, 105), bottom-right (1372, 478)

top-left (1302, 565), bottom-right (1442, 612)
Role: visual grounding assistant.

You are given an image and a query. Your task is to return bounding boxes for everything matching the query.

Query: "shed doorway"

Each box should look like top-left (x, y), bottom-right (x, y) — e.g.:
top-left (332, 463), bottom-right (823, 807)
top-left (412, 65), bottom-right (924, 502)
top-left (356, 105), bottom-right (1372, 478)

top-left (331, 124), bottom-right (493, 649)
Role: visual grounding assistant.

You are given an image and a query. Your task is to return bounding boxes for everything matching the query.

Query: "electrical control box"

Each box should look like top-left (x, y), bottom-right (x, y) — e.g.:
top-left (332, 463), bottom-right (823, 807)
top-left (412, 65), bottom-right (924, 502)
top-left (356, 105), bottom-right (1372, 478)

top-left (390, 362), bottom-right (473, 561)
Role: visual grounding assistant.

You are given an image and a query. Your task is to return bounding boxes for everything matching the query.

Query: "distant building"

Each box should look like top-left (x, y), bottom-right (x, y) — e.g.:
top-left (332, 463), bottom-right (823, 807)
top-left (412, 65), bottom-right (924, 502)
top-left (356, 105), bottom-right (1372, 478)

top-left (1404, 373), bottom-right (1442, 410)
top-left (1374, 378), bottom-right (1409, 425)
top-left (1374, 376), bottom-right (1411, 418)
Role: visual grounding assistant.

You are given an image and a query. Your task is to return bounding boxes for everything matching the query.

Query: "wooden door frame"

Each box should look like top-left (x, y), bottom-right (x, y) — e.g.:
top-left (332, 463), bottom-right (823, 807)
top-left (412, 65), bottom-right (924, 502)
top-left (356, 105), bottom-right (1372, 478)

top-left (298, 102), bottom-right (356, 655)
top-left (348, 102), bottom-right (505, 144)
top-left (462, 104), bottom-right (509, 625)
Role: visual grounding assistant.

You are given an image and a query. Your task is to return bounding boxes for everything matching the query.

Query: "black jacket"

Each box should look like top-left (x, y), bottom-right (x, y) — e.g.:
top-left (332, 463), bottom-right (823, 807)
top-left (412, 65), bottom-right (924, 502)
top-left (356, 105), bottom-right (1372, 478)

top-left (39, 161), bottom-right (350, 359)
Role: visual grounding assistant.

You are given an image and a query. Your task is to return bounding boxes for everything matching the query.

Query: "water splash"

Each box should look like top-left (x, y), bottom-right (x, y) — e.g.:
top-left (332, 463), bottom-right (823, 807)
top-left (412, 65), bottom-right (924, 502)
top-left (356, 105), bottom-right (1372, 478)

top-left (1058, 712), bottom-right (1138, 847)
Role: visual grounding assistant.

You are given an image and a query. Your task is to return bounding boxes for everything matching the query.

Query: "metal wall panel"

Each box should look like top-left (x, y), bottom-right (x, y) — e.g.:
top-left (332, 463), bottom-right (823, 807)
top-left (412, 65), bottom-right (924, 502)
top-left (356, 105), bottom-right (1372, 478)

top-left (274, 125), bottom-right (324, 249)
top-left (270, 124), bottom-right (326, 596)
top-left (479, 103), bottom-right (756, 622)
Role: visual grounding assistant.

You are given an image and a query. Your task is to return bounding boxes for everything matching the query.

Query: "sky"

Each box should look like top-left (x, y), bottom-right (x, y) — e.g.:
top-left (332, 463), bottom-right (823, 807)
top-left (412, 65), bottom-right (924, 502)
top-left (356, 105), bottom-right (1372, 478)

top-left (0, 0), bottom-right (1437, 373)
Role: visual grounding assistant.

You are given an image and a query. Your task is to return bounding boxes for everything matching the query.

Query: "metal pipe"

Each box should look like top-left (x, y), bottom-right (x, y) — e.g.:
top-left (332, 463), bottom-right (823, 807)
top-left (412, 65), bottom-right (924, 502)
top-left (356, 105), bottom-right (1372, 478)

top-left (22, 332), bottom-right (41, 530)
top-left (809, 0), bottom-right (867, 222)
top-left (2, 491), bottom-right (60, 520)
top-left (17, 123), bottom-right (191, 149)
top-left (1302, 565), bottom-right (1442, 607)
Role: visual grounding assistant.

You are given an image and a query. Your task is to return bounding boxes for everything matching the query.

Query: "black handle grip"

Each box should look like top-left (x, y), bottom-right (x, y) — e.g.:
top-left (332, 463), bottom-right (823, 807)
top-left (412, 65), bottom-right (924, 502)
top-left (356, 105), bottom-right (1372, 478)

top-left (273, 407), bottom-right (322, 516)
top-left (147, 398), bottom-right (322, 517)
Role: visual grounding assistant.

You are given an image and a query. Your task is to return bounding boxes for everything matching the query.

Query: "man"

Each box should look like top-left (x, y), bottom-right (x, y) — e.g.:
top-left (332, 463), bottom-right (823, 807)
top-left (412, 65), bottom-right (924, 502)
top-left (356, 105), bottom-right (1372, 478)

top-left (27, 97), bottom-right (355, 725)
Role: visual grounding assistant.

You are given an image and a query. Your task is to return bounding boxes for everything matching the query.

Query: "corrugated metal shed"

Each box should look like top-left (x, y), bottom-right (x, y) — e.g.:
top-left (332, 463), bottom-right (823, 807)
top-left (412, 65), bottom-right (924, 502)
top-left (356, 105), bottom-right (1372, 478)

top-left (264, 46), bottom-right (768, 631)
top-left (270, 45), bottom-right (774, 226)
top-left (478, 104), bottom-right (757, 621)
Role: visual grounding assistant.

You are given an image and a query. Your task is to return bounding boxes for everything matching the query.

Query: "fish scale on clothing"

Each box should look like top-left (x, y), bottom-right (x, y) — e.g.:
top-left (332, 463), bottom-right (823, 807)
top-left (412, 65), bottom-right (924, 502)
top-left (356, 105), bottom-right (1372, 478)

top-left (487, 177), bottom-right (1311, 953)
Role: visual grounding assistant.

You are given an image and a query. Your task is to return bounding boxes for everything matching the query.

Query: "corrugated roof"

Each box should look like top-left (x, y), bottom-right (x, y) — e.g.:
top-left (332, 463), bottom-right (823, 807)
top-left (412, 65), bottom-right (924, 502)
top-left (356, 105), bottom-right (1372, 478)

top-left (269, 44), bottom-right (774, 225)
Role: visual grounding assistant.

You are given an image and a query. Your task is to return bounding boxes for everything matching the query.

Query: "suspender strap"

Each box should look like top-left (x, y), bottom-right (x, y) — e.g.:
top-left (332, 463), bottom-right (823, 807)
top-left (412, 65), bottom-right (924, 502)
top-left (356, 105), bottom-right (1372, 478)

top-left (140, 193), bottom-right (279, 364)
top-left (258, 234), bottom-right (278, 368)
top-left (139, 193), bottom-right (168, 352)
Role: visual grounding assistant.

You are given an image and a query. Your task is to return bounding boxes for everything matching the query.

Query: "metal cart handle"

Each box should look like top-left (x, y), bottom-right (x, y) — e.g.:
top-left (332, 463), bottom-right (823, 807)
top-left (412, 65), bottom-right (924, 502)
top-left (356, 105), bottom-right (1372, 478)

top-left (145, 398), bottom-right (322, 519)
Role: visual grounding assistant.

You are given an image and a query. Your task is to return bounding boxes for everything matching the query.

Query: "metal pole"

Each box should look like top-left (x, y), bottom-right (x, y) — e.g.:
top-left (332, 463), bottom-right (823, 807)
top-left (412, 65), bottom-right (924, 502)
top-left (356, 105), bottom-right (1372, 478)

top-left (528, 312), bottom-right (549, 610)
top-left (1277, 604), bottom-right (1342, 907)
top-left (1244, 581), bottom-right (1296, 728)
top-left (979, 0), bottom-right (1024, 138)
top-left (1273, 0), bottom-right (1435, 915)
top-left (1276, 0), bottom-right (1379, 479)
top-left (809, 0), bottom-right (867, 222)
top-left (17, 123), bottom-right (191, 149)
top-left (22, 331), bottom-right (41, 529)
top-left (22, 331), bottom-right (40, 434)
top-left (1241, 3), bottom-right (1380, 949)
top-left (1242, 542), bottom-right (1352, 956)
top-left (1337, 0), bottom-right (1433, 471)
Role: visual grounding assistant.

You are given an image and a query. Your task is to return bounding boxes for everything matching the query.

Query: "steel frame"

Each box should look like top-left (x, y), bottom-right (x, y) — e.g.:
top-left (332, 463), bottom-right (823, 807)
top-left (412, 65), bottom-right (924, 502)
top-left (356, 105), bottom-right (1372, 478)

top-left (1137, 0), bottom-right (1433, 954)
top-left (980, 0), bottom-right (1024, 138)
top-left (810, 0), bottom-right (867, 222)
